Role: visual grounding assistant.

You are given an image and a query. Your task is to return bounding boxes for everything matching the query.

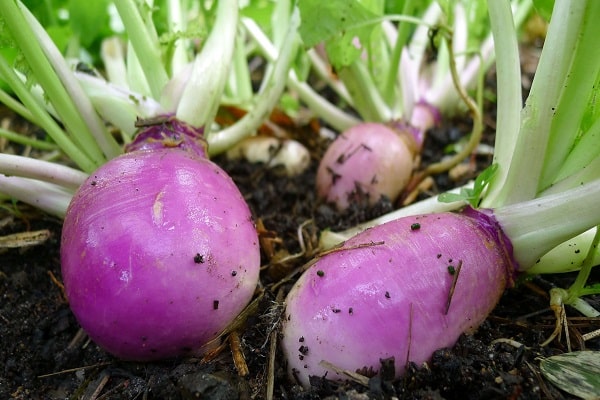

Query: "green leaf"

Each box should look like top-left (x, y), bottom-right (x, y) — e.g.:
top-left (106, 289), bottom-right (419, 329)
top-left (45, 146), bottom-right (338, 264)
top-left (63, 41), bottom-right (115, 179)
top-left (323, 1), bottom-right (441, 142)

top-left (438, 190), bottom-right (472, 204)
top-left (533, 0), bottom-right (554, 22)
top-left (438, 163), bottom-right (498, 207)
top-left (540, 351), bottom-right (600, 400)
top-left (68, 0), bottom-right (111, 48)
top-left (298, 0), bottom-right (380, 69)
top-left (241, 0), bottom-right (276, 34)
top-left (471, 163), bottom-right (498, 201)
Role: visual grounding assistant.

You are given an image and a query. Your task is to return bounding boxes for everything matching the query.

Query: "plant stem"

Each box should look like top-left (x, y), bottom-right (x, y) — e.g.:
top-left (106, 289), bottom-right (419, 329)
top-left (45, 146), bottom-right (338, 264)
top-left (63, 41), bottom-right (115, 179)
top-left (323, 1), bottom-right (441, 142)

top-left (113, 0), bottom-right (169, 99)
top-left (176, 0), bottom-right (238, 129)
top-left (0, 89), bottom-right (36, 123)
top-left (566, 226), bottom-right (600, 298)
top-left (494, 179), bottom-right (600, 270)
top-left (0, 175), bottom-right (73, 217)
top-left (419, 36), bottom-right (482, 177)
top-left (382, 0), bottom-right (417, 105)
top-left (166, 0), bottom-right (190, 76)
top-left (74, 72), bottom-right (165, 140)
top-left (207, 8), bottom-right (300, 155)
top-left (242, 17), bottom-right (360, 132)
top-left (0, 154), bottom-right (88, 189)
top-left (494, 0), bottom-right (588, 205)
top-left (479, 0), bottom-right (522, 208)
top-left (21, 4), bottom-right (122, 161)
top-left (0, 57), bottom-right (96, 172)
top-left (0, 128), bottom-right (57, 151)
top-left (538, 0), bottom-right (600, 189)
top-left (1, 1), bottom-right (112, 169)
top-left (337, 62), bottom-right (391, 122)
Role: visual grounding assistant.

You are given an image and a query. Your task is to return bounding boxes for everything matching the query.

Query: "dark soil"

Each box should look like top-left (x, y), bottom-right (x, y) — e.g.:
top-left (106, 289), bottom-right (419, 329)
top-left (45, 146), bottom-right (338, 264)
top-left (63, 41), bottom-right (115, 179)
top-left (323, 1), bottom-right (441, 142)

top-left (1, 44), bottom-right (599, 400)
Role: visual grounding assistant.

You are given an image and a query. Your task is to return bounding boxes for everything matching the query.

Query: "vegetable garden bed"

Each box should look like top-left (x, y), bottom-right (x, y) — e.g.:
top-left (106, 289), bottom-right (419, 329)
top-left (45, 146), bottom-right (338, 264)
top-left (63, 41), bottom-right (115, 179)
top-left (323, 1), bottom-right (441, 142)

top-left (1, 79), bottom-right (598, 398)
top-left (1, 1), bottom-right (600, 398)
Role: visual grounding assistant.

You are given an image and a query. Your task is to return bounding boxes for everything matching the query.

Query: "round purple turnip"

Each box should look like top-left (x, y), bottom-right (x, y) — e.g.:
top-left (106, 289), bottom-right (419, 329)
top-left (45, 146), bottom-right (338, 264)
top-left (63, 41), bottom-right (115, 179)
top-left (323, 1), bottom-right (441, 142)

top-left (316, 122), bottom-right (417, 210)
top-left (61, 118), bottom-right (260, 360)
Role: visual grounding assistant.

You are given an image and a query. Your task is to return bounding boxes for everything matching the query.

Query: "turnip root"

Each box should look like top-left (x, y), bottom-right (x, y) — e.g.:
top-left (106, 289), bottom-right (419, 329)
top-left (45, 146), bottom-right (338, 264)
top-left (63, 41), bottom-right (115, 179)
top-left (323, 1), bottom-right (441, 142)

top-left (282, 210), bottom-right (513, 386)
top-left (316, 123), bottom-right (417, 210)
top-left (281, 180), bottom-right (600, 386)
top-left (61, 119), bottom-right (260, 361)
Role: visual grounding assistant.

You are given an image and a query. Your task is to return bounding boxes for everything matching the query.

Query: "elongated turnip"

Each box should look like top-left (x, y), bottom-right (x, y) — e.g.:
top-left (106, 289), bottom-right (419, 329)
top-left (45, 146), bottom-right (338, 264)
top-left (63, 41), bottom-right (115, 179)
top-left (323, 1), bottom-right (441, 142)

top-left (281, 181), bottom-right (600, 386)
top-left (61, 119), bottom-right (260, 361)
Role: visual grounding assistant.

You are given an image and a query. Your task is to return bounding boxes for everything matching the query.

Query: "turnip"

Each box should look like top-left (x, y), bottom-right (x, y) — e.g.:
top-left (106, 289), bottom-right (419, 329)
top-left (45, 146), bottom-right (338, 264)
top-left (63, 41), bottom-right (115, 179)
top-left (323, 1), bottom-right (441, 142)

top-left (59, 120), bottom-right (261, 360)
top-left (315, 122), bottom-right (418, 210)
top-left (282, 181), bottom-right (600, 386)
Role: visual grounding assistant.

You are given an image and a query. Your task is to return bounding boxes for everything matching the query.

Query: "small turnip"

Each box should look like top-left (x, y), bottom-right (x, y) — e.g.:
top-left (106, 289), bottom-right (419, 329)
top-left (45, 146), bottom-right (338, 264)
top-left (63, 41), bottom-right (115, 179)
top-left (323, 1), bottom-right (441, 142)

top-left (61, 118), bottom-right (260, 361)
top-left (316, 122), bottom-right (417, 210)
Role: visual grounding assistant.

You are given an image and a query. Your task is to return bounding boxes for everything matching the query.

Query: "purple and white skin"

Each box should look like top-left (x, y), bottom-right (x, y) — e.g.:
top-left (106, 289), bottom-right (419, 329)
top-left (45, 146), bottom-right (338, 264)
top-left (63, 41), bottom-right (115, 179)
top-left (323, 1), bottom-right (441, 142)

top-left (61, 116), bottom-right (261, 361)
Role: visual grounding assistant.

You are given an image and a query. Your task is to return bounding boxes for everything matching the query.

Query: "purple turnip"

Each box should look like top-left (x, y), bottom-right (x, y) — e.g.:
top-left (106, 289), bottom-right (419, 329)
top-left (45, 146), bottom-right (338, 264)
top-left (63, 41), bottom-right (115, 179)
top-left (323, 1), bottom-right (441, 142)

top-left (281, 181), bottom-right (600, 386)
top-left (316, 122), bottom-right (419, 210)
top-left (60, 118), bottom-right (260, 361)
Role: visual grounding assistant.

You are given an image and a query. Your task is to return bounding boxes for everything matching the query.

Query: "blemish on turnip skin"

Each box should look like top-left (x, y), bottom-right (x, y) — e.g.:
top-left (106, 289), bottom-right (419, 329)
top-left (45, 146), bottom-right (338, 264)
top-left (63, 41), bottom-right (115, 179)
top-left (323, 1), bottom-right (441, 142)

top-left (348, 307), bottom-right (354, 315)
top-left (316, 270), bottom-right (325, 277)
top-left (444, 260), bottom-right (463, 315)
top-left (299, 336), bottom-right (305, 342)
top-left (193, 253), bottom-right (205, 264)
top-left (213, 300), bottom-right (219, 310)
top-left (336, 142), bottom-right (371, 165)
top-left (331, 308), bottom-right (341, 313)
top-left (326, 166), bottom-right (342, 185)
top-left (385, 291), bottom-right (391, 299)
top-left (231, 270), bottom-right (237, 276)
top-left (299, 345), bottom-right (309, 355)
